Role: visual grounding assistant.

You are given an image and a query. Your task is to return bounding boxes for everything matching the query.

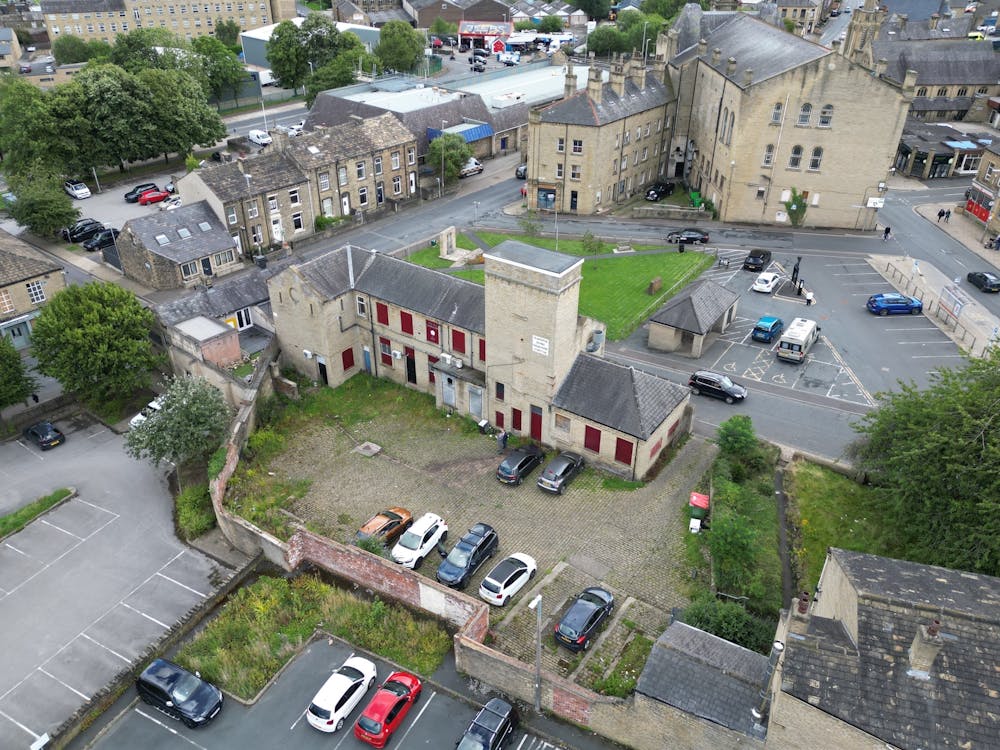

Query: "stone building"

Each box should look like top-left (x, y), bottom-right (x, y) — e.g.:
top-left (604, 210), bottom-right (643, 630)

top-left (0, 231), bottom-right (66, 351)
top-left (965, 140), bottom-right (1000, 235)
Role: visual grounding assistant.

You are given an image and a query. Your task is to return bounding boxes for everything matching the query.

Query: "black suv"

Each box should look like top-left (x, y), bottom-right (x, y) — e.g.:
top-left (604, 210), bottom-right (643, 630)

top-left (83, 227), bottom-right (119, 251)
top-left (688, 370), bottom-right (747, 404)
top-left (436, 522), bottom-right (498, 588)
top-left (967, 270), bottom-right (1000, 292)
top-left (61, 218), bottom-right (105, 243)
top-left (743, 249), bottom-right (772, 271)
top-left (136, 658), bottom-right (223, 728)
top-left (645, 181), bottom-right (676, 201)
top-left (124, 182), bottom-right (159, 202)
top-left (456, 698), bottom-right (517, 750)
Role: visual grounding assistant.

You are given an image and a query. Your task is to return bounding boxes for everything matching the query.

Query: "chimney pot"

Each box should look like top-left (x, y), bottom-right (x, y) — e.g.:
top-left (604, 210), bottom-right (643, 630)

top-left (726, 56), bottom-right (736, 76)
top-left (743, 68), bottom-right (753, 86)
top-left (927, 618), bottom-right (940, 637)
top-left (794, 591), bottom-right (811, 618)
top-left (698, 38), bottom-right (708, 57)
top-left (712, 47), bottom-right (721, 64)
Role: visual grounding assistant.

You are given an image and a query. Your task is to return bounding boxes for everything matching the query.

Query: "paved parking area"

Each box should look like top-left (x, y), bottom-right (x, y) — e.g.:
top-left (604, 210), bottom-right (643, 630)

top-left (88, 637), bottom-right (566, 750)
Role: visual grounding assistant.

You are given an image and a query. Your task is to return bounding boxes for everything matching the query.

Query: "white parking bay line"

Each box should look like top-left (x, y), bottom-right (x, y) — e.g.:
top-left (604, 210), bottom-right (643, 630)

top-left (0, 707), bottom-right (40, 741)
top-left (37, 667), bottom-right (88, 699)
top-left (135, 709), bottom-right (209, 749)
top-left (40, 518), bottom-right (85, 541)
top-left (121, 602), bottom-right (169, 629)
top-left (396, 690), bottom-right (436, 745)
top-left (81, 632), bottom-right (131, 662)
top-left (156, 571), bottom-right (207, 598)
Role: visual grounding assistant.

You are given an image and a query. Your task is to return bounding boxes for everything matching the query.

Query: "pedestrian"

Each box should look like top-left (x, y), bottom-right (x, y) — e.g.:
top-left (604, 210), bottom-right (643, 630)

top-left (937, 209), bottom-right (945, 223)
top-left (805, 290), bottom-right (815, 306)
top-left (883, 226), bottom-right (891, 241)
top-left (30, 393), bottom-right (39, 404)
top-left (945, 209), bottom-right (951, 222)
top-left (501, 430), bottom-right (509, 451)
top-left (496, 429), bottom-right (507, 454)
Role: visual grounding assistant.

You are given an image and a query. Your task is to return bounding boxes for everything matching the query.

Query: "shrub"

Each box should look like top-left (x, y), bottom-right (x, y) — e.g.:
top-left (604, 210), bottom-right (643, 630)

top-left (680, 594), bottom-right (776, 654)
top-left (245, 426), bottom-right (285, 462)
top-left (355, 535), bottom-right (388, 557)
top-left (207, 444), bottom-right (228, 481)
top-left (176, 484), bottom-right (215, 540)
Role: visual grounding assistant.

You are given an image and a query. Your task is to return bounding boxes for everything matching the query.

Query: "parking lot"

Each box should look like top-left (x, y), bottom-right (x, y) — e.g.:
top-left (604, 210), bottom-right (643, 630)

top-left (88, 637), bottom-right (565, 750)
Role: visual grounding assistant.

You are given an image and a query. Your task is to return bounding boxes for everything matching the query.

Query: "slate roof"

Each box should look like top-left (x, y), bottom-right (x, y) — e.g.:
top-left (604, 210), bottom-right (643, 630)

top-left (879, 12), bottom-right (974, 40)
top-left (156, 264), bottom-right (285, 326)
top-left (648, 279), bottom-right (738, 335)
top-left (538, 76), bottom-right (671, 126)
top-left (552, 354), bottom-right (689, 439)
top-left (281, 245), bottom-right (486, 334)
top-left (195, 152), bottom-right (308, 203)
top-left (124, 201), bottom-right (236, 265)
top-left (669, 5), bottom-right (742, 57)
top-left (637, 621), bottom-right (768, 736)
top-left (873, 39), bottom-right (1000, 86)
top-left (485, 239), bottom-right (582, 275)
top-left (671, 11), bottom-right (830, 87)
top-left (780, 548), bottom-right (1000, 750)
top-left (0, 232), bottom-right (62, 288)
top-left (368, 8), bottom-right (412, 23)
top-left (40, 0), bottom-right (125, 11)
top-left (286, 112), bottom-right (414, 169)
top-left (868, 0), bottom-right (952, 21)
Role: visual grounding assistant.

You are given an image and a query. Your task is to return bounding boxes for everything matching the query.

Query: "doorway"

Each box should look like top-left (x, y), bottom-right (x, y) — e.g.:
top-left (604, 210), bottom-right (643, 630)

top-left (316, 356), bottom-right (328, 385)
top-left (530, 405), bottom-right (542, 441)
top-left (201, 257), bottom-right (212, 276)
top-left (405, 346), bottom-right (416, 384)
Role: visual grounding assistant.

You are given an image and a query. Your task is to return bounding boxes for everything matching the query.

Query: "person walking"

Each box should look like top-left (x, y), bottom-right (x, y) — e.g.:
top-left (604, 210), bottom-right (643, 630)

top-left (496, 429), bottom-right (507, 454)
top-left (945, 209), bottom-right (951, 222)
top-left (937, 209), bottom-right (945, 222)
top-left (883, 226), bottom-right (891, 241)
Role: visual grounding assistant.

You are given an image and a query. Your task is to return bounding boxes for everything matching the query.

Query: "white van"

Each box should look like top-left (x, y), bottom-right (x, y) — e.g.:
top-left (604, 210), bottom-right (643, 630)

top-left (776, 317), bottom-right (820, 363)
top-left (459, 157), bottom-right (484, 177)
top-left (248, 129), bottom-right (272, 146)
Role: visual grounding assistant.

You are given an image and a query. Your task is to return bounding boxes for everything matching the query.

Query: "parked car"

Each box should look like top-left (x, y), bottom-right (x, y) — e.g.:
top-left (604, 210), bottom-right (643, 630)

top-left (390, 512), bottom-right (448, 569)
top-left (61, 218), bottom-right (105, 243)
top-left (496, 445), bottom-right (544, 485)
top-left (536, 451), bottom-right (584, 494)
top-left (688, 370), bottom-right (747, 404)
top-left (554, 587), bottom-right (615, 651)
top-left (752, 271), bottom-right (781, 294)
top-left (19, 63), bottom-right (31, 74)
top-left (165, 179), bottom-right (176, 193)
top-left (22, 421), bottom-right (65, 450)
top-left (138, 189), bottom-right (171, 205)
top-left (967, 270), bottom-right (1000, 292)
top-left (751, 315), bottom-right (784, 343)
top-left (742, 249), bottom-right (772, 271)
top-left (248, 129), bottom-right (272, 146)
top-left (515, 163), bottom-right (527, 179)
top-left (124, 182), bottom-right (159, 202)
top-left (866, 292), bottom-right (923, 316)
top-left (479, 553), bottom-right (537, 606)
top-left (470, 59), bottom-right (487, 73)
top-left (63, 179), bottom-right (91, 199)
top-left (135, 658), bottom-right (223, 728)
top-left (644, 182), bottom-right (676, 201)
top-left (159, 195), bottom-right (183, 211)
top-left (430, 35), bottom-right (444, 48)
top-left (129, 395), bottom-right (165, 429)
top-left (306, 656), bottom-right (378, 733)
top-left (436, 522), bottom-right (498, 589)
top-left (455, 698), bottom-right (518, 750)
top-left (666, 228), bottom-right (709, 244)
top-left (354, 671), bottom-right (422, 748)
top-left (82, 227), bottom-right (119, 252)
top-left (355, 507), bottom-right (413, 547)
top-left (472, 47), bottom-right (489, 58)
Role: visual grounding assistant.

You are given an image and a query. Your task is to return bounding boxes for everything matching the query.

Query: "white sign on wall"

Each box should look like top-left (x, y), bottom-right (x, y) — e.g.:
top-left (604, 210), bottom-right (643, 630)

top-left (532, 335), bottom-right (550, 356)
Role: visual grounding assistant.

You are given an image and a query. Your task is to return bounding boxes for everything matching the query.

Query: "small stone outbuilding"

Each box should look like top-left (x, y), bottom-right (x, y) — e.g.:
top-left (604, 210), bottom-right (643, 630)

top-left (647, 279), bottom-right (739, 357)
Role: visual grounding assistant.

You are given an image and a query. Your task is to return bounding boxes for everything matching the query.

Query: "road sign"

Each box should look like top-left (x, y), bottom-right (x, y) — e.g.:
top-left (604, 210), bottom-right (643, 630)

top-left (492, 38), bottom-right (506, 52)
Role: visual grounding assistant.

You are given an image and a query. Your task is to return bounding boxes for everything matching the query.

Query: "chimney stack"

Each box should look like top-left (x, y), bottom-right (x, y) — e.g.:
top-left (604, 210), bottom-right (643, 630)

top-left (743, 68), bottom-right (753, 87)
top-left (903, 68), bottom-right (918, 92)
top-left (587, 66), bottom-right (603, 104)
top-left (874, 58), bottom-right (887, 78)
top-left (928, 13), bottom-right (939, 29)
top-left (564, 60), bottom-right (577, 99)
top-left (908, 619), bottom-right (943, 678)
top-left (711, 47), bottom-right (721, 65)
top-left (898, 13), bottom-right (907, 29)
top-left (698, 38), bottom-right (708, 58)
top-left (726, 56), bottom-right (736, 77)
top-left (610, 56), bottom-right (626, 96)
top-left (793, 591), bottom-right (811, 621)
top-left (627, 55), bottom-right (645, 89)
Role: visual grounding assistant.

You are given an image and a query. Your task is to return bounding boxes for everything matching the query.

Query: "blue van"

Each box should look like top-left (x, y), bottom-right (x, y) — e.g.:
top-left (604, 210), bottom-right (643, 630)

top-left (752, 315), bottom-right (784, 343)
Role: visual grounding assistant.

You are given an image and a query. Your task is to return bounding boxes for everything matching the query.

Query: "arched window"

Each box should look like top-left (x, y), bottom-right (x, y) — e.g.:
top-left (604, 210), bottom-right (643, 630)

top-left (978, 87), bottom-right (989, 94)
top-left (771, 102), bottom-right (783, 123)
top-left (917, 87), bottom-right (928, 97)
top-left (936, 87), bottom-right (948, 97)
top-left (789, 145), bottom-right (803, 169)
top-left (727, 112), bottom-right (735, 145)
top-left (763, 144), bottom-right (775, 166)
top-left (809, 147), bottom-right (823, 170)
top-left (957, 87), bottom-right (968, 97)
top-left (798, 103), bottom-right (812, 126)
top-left (720, 107), bottom-right (729, 142)
top-left (819, 105), bottom-right (833, 127)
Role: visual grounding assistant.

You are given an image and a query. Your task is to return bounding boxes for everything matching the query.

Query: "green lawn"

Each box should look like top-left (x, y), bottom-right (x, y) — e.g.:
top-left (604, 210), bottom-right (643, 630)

top-left (455, 233), bottom-right (480, 251)
top-left (0, 488), bottom-right (72, 538)
top-left (786, 461), bottom-right (883, 593)
top-left (405, 245), bottom-right (454, 269)
top-left (473, 231), bottom-right (663, 256)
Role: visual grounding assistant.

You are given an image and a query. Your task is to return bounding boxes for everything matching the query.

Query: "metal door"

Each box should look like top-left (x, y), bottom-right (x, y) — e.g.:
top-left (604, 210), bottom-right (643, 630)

top-left (442, 376), bottom-right (456, 408)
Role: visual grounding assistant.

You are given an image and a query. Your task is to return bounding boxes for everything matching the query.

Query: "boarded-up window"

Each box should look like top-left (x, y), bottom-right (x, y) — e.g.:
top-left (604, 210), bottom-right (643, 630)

top-left (376, 302), bottom-right (389, 325)
top-left (584, 425), bottom-right (601, 453)
top-left (615, 437), bottom-right (633, 465)
top-left (400, 311), bottom-right (413, 334)
top-left (341, 348), bottom-right (355, 371)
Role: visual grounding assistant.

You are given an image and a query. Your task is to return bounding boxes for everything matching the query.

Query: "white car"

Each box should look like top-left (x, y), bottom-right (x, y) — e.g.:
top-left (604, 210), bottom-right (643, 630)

top-left (390, 512), bottom-right (448, 569)
top-left (275, 120), bottom-right (305, 136)
top-left (64, 180), bottom-right (91, 199)
top-left (159, 195), bottom-right (182, 211)
top-left (306, 656), bottom-right (377, 733)
top-left (479, 553), bottom-right (537, 606)
top-left (129, 395), bottom-right (164, 429)
top-left (752, 271), bottom-right (781, 294)
top-left (248, 129), bottom-right (272, 146)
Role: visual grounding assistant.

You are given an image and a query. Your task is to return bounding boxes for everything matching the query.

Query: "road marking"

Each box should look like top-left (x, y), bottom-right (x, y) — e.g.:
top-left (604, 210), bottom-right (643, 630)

top-left (80, 632), bottom-right (131, 662)
top-left (0, 707), bottom-right (39, 739)
top-left (77, 498), bottom-right (117, 515)
top-left (896, 340), bottom-right (954, 345)
top-left (396, 689), bottom-right (435, 745)
top-left (5, 542), bottom-right (29, 556)
top-left (136, 709), bottom-right (209, 749)
top-left (911, 354), bottom-right (967, 358)
top-left (15, 440), bottom-right (44, 460)
top-left (121, 602), bottom-right (169, 629)
top-left (40, 519), bottom-right (84, 541)
top-left (37, 667), bottom-right (88, 699)
top-left (156, 572), bottom-right (208, 598)
top-left (289, 707), bottom-right (309, 731)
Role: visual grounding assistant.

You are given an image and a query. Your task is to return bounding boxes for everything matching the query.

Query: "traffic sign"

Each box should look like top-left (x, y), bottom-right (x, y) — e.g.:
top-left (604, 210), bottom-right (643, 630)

top-left (492, 38), bottom-right (506, 52)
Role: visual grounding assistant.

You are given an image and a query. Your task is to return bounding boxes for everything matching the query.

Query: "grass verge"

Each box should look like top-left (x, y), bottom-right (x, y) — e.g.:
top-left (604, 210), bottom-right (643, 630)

top-left (405, 245), bottom-right (455, 269)
top-left (176, 484), bottom-right (216, 540)
top-left (176, 575), bottom-right (452, 701)
top-left (473, 231), bottom-right (663, 255)
top-left (0, 488), bottom-right (72, 538)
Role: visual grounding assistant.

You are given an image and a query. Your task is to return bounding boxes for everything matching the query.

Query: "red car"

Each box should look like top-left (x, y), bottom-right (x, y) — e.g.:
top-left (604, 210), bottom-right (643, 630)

top-left (138, 189), bottom-right (170, 205)
top-left (353, 671), bottom-right (422, 748)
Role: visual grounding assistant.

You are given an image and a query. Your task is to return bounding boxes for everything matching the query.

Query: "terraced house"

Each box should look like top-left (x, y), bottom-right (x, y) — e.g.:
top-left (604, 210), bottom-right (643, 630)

top-left (0, 231), bottom-right (66, 351)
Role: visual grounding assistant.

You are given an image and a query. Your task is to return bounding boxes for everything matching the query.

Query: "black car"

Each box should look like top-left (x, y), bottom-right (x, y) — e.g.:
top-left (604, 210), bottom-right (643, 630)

top-left (82, 227), bottom-right (119, 252)
top-left (22, 421), bottom-right (65, 450)
top-left (644, 181), bottom-right (676, 201)
top-left (688, 370), bottom-right (747, 404)
top-left (515, 163), bottom-right (527, 179)
top-left (496, 445), bottom-right (544, 485)
top-left (536, 451), bottom-right (584, 494)
top-left (456, 698), bottom-right (517, 750)
top-left (666, 228), bottom-right (710, 244)
top-left (124, 182), bottom-right (159, 202)
top-left (743, 249), bottom-right (772, 271)
top-left (967, 270), bottom-right (1000, 292)
top-left (554, 587), bottom-right (615, 651)
top-left (61, 218), bottom-right (105, 243)
top-left (136, 658), bottom-right (223, 728)
top-left (436, 522), bottom-right (499, 589)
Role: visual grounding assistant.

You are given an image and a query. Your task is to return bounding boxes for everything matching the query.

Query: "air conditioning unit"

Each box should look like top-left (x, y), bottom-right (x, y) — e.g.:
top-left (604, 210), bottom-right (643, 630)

top-left (302, 349), bottom-right (312, 359)
top-left (454, 358), bottom-right (463, 369)
top-left (391, 350), bottom-right (403, 359)
top-left (441, 353), bottom-right (453, 364)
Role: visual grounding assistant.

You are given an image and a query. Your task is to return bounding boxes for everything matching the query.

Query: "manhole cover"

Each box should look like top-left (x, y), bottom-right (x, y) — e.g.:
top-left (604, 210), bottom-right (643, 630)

top-left (354, 442), bottom-right (382, 456)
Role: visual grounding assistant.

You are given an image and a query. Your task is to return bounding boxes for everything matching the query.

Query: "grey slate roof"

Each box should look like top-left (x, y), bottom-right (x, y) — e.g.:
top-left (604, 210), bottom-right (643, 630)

top-left (40, 0), bottom-right (125, 11)
top-left (669, 4), bottom-right (742, 57)
top-left (0, 233), bottom-right (61, 288)
top-left (124, 201), bottom-right (236, 265)
top-left (283, 245), bottom-right (487, 334)
top-left (368, 8), bottom-right (413, 23)
top-left (552, 354), bottom-right (689, 440)
top-left (648, 279), bottom-right (738, 334)
top-left (873, 39), bottom-right (1000, 86)
top-left (880, 12), bottom-right (974, 40)
top-left (538, 76), bottom-right (671, 126)
top-left (868, 0), bottom-right (952, 21)
top-left (636, 622), bottom-right (768, 736)
top-left (195, 152), bottom-right (308, 202)
top-left (156, 263), bottom-right (286, 326)
top-left (780, 548), bottom-right (1000, 750)
top-left (286, 112), bottom-right (414, 169)
top-left (485, 240), bottom-right (582, 276)
top-left (671, 11), bottom-right (830, 87)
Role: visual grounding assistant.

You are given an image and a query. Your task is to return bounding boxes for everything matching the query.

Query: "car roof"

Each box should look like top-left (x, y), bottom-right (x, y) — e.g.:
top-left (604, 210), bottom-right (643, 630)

top-left (312, 657), bottom-right (373, 705)
top-left (756, 315), bottom-right (781, 325)
top-left (409, 512), bottom-right (443, 533)
top-left (139, 658), bottom-right (190, 690)
top-left (980, 271), bottom-right (1000, 280)
top-left (486, 553), bottom-right (533, 582)
top-left (363, 686), bottom-right (400, 719)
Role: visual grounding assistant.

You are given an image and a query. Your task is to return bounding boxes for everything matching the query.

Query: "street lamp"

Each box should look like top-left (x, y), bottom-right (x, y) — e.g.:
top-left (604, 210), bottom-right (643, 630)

top-left (640, 21), bottom-right (650, 63)
top-left (642, 37), bottom-right (653, 65)
top-left (528, 594), bottom-right (542, 713)
top-left (439, 120), bottom-right (448, 199)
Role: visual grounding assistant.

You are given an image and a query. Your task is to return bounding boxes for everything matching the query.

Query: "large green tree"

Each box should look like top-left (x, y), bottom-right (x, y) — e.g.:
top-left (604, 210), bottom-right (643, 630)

top-left (426, 132), bottom-right (473, 186)
top-left (617, 11), bottom-right (667, 52)
top-left (374, 21), bottom-right (424, 73)
top-left (301, 14), bottom-right (344, 69)
top-left (0, 336), bottom-right (35, 419)
top-left (577, 0), bottom-right (611, 19)
top-left (31, 282), bottom-right (161, 403)
top-left (7, 165), bottom-right (79, 237)
top-left (849, 348), bottom-right (1000, 576)
top-left (586, 25), bottom-right (628, 56)
top-left (538, 16), bottom-right (566, 33)
top-left (214, 17), bottom-right (242, 50)
top-left (108, 27), bottom-right (180, 73)
top-left (139, 68), bottom-right (226, 161)
top-left (191, 36), bottom-right (247, 108)
top-left (304, 34), bottom-right (378, 106)
top-left (267, 20), bottom-right (310, 93)
top-left (0, 79), bottom-right (63, 175)
top-left (53, 35), bottom-right (92, 64)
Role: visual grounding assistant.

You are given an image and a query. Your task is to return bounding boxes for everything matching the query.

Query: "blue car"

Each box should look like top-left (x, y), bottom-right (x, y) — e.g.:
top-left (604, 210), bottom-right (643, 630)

top-left (751, 315), bottom-right (784, 342)
top-left (866, 293), bottom-right (922, 316)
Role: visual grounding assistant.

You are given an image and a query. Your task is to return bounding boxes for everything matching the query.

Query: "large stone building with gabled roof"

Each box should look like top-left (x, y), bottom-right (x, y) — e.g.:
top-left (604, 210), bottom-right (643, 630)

top-left (0, 231), bottom-right (66, 351)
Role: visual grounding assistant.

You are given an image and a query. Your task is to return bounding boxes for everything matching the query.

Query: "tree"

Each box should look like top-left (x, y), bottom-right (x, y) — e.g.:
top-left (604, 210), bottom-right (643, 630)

top-left (515, 20), bottom-right (537, 31)
top-left (581, 230), bottom-right (603, 256)
top-left (53, 35), bottom-right (92, 64)
top-left (717, 415), bottom-right (757, 460)
top-left (0, 79), bottom-right (63, 175)
top-left (640, 0), bottom-right (690, 20)
top-left (0, 336), bottom-right (35, 419)
top-left (139, 68), bottom-right (227, 161)
top-left (538, 16), bottom-right (566, 33)
top-left (191, 36), bottom-right (247, 109)
top-left (577, 0), bottom-right (611, 19)
top-left (301, 14), bottom-right (344, 69)
top-left (586, 25), bottom-right (628, 56)
top-left (31, 282), bottom-right (161, 404)
top-left (849, 348), bottom-right (1000, 575)
top-left (109, 27), bottom-right (180, 73)
top-left (784, 187), bottom-right (807, 226)
top-left (374, 21), bottom-right (424, 73)
top-left (125, 376), bottom-right (233, 466)
top-left (214, 18), bottom-right (242, 50)
top-left (266, 20), bottom-right (309, 93)
top-left (617, 11), bottom-right (667, 52)
top-left (426, 132), bottom-right (472, 186)
top-left (7, 166), bottom-right (79, 237)
top-left (680, 594), bottom-right (775, 654)
top-left (430, 17), bottom-right (458, 36)
top-left (305, 49), bottom-right (380, 107)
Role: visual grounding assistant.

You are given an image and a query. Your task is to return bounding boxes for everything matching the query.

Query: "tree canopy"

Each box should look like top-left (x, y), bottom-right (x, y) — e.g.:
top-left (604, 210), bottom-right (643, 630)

top-left (426, 132), bottom-right (473, 185)
top-left (214, 17), bottom-right (242, 50)
top-left (304, 33), bottom-right (377, 107)
top-left (7, 165), bottom-right (79, 236)
top-left (31, 282), bottom-right (162, 404)
top-left (577, 0), bottom-right (611, 19)
top-left (53, 35), bottom-right (112, 65)
top-left (374, 21), bottom-right (424, 73)
top-left (429, 17), bottom-right (458, 36)
top-left (191, 36), bottom-right (247, 109)
top-left (267, 20), bottom-right (310, 93)
top-left (586, 25), bottom-right (629, 56)
top-left (849, 348), bottom-right (1000, 576)
top-left (537, 16), bottom-right (567, 33)
top-left (0, 336), bottom-right (35, 418)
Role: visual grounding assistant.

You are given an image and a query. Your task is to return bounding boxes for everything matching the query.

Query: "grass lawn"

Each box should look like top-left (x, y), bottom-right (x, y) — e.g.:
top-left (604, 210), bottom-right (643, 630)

top-left (786, 461), bottom-right (883, 593)
top-left (405, 245), bottom-right (454, 269)
top-left (473, 231), bottom-right (663, 256)
top-left (455, 233), bottom-right (480, 251)
top-left (0, 488), bottom-right (72, 538)
top-left (450, 269), bottom-right (485, 283)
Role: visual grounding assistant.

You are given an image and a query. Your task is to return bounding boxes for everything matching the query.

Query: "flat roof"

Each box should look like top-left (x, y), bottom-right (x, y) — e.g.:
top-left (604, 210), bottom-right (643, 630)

top-left (451, 62), bottom-right (608, 109)
top-left (485, 240), bottom-right (582, 276)
top-left (175, 315), bottom-right (231, 342)
top-left (240, 16), bottom-right (304, 42)
top-left (341, 83), bottom-right (464, 112)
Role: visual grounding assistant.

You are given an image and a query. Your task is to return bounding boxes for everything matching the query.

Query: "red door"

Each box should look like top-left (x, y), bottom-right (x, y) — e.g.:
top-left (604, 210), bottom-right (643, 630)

top-left (615, 437), bottom-right (633, 466)
top-left (530, 405), bottom-right (542, 441)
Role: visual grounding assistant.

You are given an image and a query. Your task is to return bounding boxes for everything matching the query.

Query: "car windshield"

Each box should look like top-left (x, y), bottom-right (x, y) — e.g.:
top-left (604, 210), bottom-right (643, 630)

top-left (398, 529), bottom-right (422, 550)
top-left (446, 547), bottom-right (471, 567)
top-left (383, 680), bottom-right (410, 696)
top-left (718, 375), bottom-right (735, 388)
top-left (170, 673), bottom-right (202, 703)
top-left (358, 716), bottom-right (382, 734)
top-left (754, 322), bottom-right (770, 331)
top-left (309, 702), bottom-right (331, 719)
top-left (481, 579), bottom-right (501, 593)
top-left (338, 665), bottom-right (363, 680)
top-left (457, 734), bottom-right (487, 750)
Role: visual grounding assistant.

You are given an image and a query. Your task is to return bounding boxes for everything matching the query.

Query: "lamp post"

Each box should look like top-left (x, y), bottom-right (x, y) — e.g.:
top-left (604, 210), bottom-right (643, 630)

top-left (640, 21), bottom-right (650, 63)
top-left (642, 37), bottom-right (653, 65)
top-left (440, 119), bottom-right (448, 199)
top-left (528, 594), bottom-right (542, 713)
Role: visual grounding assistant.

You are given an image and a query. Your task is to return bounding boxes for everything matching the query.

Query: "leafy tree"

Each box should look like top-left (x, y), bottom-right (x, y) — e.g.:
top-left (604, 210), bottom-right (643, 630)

top-left (0, 79), bottom-right (63, 175)
top-left (138, 68), bottom-right (226, 161)
top-left (374, 21), bottom-right (424, 72)
top-left (305, 45), bottom-right (380, 107)
top-left (190, 36), bottom-right (247, 108)
top-left (31, 282), bottom-right (161, 404)
top-left (125, 376), bottom-right (233, 466)
top-left (518, 211), bottom-right (542, 236)
top-left (6, 166), bottom-right (79, 237)
top-left (267, 20), bottom-right (310, 93)
top-left (640, 0), bottom-right (691, 20)
top-left (581, 230), bottom-right (603, 256)
top-left (426, 132), bottom-right (472, 186)
top-left (429, 17), bottom-right (458, 36)
top-left (717, 415), bottom-right (757, 459)
top-left (680, 594), bottom-right (775, 654)
top-left (618, 11), bottom-right (667, 52)
top-left (301, 14), bottom-right (344, 68)
top-left (53, 35), bottom-right (92, 64)
top-left (109, 27), bottom-right (180, 73)
top-left (577, 0), bottom-right (611, 19)
top-left (586, 25), bottom-right (628, 56)
top-left (0, 336), bottom-right (35, 418)
top-left (214, 18), bottom-right (242, 49)
top-left (515, 20), bottom-right (537, 31)
top-left (784, 187), bottom-right (807, 226)
top-left (849, 348), bottom-right (1000, 575)
top-left (538, 16), bottom-right (566, 33)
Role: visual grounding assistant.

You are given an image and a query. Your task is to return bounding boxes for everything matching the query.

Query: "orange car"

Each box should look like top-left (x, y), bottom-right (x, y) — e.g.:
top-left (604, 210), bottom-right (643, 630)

top-left (355, 507), bottom-right (413, 546)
